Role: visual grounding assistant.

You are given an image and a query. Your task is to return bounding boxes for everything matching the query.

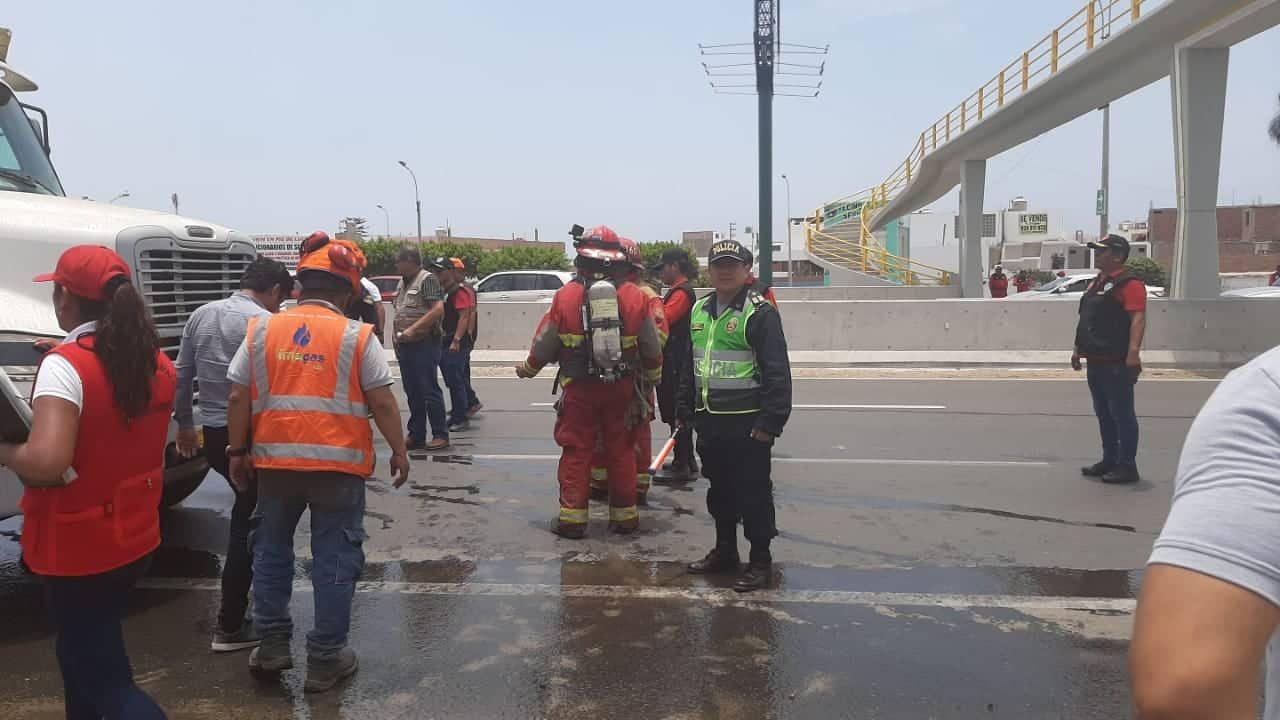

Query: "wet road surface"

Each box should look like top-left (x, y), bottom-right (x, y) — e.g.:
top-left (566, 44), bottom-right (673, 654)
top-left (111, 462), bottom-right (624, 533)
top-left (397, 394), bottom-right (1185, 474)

top-left (0, 375), bottom-right (1218, 718)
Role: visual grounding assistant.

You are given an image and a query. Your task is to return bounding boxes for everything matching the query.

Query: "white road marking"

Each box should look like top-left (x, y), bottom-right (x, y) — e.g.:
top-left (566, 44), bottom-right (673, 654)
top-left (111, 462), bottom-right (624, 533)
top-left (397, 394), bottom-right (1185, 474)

top-left (529, 402), bottom-right (947, 410)
top-left (135, 577), bottom-right (1134, 612)
top-left (457, 454), bottom-right (1048, 468)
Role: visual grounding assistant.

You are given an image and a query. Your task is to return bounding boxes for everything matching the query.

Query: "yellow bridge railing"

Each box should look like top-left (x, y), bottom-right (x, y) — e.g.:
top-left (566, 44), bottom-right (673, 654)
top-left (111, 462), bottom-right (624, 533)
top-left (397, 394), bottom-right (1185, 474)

top-left (806, 208), bottom-right (953, 287)
top-left (808, 0), bottom-right (1155, 282)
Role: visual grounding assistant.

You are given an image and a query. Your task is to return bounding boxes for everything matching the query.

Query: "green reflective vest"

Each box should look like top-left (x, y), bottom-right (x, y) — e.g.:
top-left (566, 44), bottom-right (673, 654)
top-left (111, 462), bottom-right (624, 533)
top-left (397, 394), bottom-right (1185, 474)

top-left (690, 294), bottom-right (761, 415)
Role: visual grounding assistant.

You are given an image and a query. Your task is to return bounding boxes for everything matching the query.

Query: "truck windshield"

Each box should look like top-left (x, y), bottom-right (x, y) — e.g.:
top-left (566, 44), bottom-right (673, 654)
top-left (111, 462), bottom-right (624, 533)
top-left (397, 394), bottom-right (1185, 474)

top-left (0, 85), bottom-right (63, 196)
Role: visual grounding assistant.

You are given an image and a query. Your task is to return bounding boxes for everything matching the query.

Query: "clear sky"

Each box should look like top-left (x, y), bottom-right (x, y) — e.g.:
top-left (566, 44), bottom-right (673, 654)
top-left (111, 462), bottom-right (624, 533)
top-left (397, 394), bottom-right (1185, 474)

top-left (5, 1), bottom-right (1279, 242)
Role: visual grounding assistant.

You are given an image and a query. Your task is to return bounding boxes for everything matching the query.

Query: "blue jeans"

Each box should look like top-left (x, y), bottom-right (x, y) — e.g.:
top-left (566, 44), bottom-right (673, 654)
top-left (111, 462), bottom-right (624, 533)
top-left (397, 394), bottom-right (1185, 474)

top-left (250, 473), bottom-right (367, 660)
top-left (396, 339), bottom-right (448, 441)
top-left (464, 352), bottom-right (480, 408)
top-left (440, 346), bottom-right (471, 425)
top-left (1087, 361), bottom-right (1140, 467)
top-left (43, 555), bottom-right (167, 720)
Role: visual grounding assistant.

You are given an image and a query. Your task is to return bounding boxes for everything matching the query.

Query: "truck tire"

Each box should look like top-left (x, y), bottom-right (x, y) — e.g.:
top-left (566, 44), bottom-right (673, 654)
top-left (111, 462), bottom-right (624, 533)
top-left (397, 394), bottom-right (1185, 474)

top-left (161, 443), bottom-right (210, 508)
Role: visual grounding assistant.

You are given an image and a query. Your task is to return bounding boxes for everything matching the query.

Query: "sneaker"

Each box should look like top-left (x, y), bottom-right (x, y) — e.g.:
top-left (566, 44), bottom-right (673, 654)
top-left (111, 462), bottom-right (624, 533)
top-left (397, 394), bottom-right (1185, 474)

top-left (1080, 461), bottom-right (1113, 478)
top-left (425, 438), bottom-right (451, 452)
top-left (212, 622), bottom-right (261, 653)
top-left (248, 635), bottom-right (293, 674)
top-left (1101, 465), bottom-right (1140, 484)
top-left (448, 419), bottom-right (471, 433)
top-left (734, 561), bottom-right (773, 593)
top-left (467, 402), bottom-right (484, 418)
top-left (304, 647), bottom-right (359, 693)
top-left (687, 547), bottom-right (741, 575)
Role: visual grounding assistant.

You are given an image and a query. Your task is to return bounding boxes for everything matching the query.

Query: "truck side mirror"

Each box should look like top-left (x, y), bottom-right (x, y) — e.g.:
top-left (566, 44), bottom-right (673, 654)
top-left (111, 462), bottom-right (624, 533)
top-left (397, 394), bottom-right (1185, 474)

top-left (27, 117), bottom-right (45, 153)
top-left (20, 102), bottom-right (50, 155)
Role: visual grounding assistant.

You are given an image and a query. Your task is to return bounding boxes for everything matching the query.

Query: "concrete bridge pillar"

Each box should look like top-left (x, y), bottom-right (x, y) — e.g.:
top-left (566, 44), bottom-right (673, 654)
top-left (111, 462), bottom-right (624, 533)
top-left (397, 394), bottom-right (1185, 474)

top-left (958, 159), bottom-right (987, 298)
top-left (1170, 46), bottom-right (1229, 299)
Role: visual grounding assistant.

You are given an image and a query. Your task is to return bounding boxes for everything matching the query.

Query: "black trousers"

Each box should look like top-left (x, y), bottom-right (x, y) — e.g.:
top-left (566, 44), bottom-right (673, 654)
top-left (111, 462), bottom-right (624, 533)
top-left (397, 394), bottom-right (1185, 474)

top-left (696, 418), bottom-right (777, 561)
top-left (203, 426), bottom-right (257, 633)
top-left (43, 556), bottom-right (167, 720)
top-left (656, 377), bottom-right (696, 471)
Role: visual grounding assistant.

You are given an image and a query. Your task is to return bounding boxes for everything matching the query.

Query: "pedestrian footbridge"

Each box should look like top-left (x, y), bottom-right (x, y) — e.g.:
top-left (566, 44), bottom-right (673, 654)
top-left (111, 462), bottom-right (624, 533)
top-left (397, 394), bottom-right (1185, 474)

top-left (805, 0), bottom-right (1280, 295)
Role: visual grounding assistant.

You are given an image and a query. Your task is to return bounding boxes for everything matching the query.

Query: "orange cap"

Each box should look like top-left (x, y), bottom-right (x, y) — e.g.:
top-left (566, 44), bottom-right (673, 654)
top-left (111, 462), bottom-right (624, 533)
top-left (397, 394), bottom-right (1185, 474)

top-left (297, 237), bottom-right (367, 292)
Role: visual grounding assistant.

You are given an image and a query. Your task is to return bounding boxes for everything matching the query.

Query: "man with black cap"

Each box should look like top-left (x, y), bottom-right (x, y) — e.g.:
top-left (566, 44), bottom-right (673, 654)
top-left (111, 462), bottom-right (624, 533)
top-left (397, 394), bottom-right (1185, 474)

top-left (1073, 233), bottom-right (1146, 484)
top-left (680, 239), bottom-right (792, 592)
top-left (651, 248), bottom-right (699, 481)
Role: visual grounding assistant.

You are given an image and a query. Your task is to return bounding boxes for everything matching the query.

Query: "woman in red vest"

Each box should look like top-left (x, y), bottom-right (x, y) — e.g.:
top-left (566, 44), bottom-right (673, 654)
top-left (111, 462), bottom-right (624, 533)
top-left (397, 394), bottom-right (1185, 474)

top-left (0, 246), bottom-right (173, 720)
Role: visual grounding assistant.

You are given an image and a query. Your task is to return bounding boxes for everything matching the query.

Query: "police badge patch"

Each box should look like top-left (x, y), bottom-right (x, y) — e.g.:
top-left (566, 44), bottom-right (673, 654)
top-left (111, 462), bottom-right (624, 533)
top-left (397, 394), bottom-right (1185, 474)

top-left (725, 318), bottom-right (739, 333)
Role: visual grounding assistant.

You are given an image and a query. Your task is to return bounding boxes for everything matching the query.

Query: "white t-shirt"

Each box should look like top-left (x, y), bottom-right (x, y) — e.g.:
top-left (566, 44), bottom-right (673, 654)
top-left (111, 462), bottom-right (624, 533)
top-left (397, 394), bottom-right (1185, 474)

top-left (31, 321), bottom-right (98, 412)
top-left (360, 277), bottom-right (380, 301)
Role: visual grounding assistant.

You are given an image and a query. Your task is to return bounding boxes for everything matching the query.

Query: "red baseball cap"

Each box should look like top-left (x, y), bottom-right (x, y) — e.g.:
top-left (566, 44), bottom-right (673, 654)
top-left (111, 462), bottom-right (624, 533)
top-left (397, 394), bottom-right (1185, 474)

top-left (33, 245), bottom-right (132, 302)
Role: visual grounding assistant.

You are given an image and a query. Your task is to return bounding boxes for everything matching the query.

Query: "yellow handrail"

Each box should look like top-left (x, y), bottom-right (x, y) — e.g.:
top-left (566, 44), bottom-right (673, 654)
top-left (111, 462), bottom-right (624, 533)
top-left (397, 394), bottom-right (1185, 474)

top-left (825, 0), bottom-right (1153, 235)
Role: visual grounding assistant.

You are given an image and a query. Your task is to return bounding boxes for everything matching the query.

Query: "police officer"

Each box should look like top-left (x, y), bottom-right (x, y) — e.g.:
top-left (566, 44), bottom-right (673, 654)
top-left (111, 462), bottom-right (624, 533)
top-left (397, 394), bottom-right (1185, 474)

top-left (681, 239), bottom-right (792, 592)
top-left (652, 248), bottom-right (699, 481)
top-left (1072, 234), bottom-right (1147, 484)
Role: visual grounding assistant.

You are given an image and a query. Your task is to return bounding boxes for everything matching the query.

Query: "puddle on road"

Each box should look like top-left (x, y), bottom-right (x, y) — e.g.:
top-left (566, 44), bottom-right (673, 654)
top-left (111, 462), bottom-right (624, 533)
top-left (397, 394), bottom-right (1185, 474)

top-left (120, 544), bottom-right (1142, 600)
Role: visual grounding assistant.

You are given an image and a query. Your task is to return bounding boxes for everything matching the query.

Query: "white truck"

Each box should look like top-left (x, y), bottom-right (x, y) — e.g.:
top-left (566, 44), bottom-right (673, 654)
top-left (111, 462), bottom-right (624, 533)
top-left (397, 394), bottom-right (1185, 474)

top-left (0, 28), bottom-right (256, 519)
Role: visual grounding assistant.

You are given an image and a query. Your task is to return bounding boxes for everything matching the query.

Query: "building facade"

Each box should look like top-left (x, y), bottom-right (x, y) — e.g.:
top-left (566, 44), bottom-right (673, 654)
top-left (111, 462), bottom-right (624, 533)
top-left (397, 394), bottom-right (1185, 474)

top-left (1147, 204), bottom-right (1280, 273)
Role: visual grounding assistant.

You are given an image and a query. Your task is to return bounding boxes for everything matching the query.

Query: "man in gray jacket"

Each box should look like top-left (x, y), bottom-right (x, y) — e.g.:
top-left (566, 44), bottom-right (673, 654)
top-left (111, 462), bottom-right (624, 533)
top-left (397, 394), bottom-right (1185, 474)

top-left (175, 258), bottom-right (294, 653)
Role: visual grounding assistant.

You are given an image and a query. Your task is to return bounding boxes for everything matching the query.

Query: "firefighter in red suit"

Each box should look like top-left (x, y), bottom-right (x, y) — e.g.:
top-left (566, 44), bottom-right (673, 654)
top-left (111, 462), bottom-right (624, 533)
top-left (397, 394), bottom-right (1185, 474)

top-left (516, 226), bottom-right (664, 538)
top-left (590, 239), bottom-right (667, 505)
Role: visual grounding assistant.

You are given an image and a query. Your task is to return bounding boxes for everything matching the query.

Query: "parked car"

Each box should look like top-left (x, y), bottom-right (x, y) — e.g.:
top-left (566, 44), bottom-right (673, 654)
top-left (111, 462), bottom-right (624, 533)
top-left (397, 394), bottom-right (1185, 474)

top-left (370, 275), bottom-right (402, 302)
top-left (1007, 273), bottom-right (1164, 301)
top-left (1221, 286), bottom-right (1280, 298)
top-left (475, 271), bottom-right (575, 302)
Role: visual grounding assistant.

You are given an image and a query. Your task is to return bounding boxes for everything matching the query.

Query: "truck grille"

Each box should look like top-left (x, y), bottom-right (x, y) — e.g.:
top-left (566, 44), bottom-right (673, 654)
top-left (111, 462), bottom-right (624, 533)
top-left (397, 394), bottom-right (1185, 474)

top-left (137, 247), bottom-right (255, 358)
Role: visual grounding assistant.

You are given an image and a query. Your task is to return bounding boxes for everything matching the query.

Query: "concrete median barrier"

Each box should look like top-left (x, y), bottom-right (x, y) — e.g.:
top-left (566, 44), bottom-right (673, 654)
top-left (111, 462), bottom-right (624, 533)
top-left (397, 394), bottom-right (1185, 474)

top-left (389, 298), bottom-right (1276, 367)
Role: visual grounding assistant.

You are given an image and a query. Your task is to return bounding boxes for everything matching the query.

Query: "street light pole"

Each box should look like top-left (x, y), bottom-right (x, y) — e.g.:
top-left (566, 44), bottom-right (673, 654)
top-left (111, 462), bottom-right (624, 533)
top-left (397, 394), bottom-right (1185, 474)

top-left (397, 161), bottom-right (422, 245)
top-left (781, 174), bottom-right (793, 286)
top-left (375, 204), bottom-right (391, 239)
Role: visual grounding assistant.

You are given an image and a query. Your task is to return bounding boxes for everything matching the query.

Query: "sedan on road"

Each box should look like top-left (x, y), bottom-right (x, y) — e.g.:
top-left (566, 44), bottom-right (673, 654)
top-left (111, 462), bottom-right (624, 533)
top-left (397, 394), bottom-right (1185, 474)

top-left (475, 271), bottom-right (575, 302)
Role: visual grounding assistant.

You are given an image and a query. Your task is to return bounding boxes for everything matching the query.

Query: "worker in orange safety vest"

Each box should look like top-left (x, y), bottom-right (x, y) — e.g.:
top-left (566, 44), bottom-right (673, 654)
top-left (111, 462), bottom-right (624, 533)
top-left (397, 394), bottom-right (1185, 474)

top-left (226, 232), bottom-right (410, 692)
top-left (516, 225), bottom-right (664, 538)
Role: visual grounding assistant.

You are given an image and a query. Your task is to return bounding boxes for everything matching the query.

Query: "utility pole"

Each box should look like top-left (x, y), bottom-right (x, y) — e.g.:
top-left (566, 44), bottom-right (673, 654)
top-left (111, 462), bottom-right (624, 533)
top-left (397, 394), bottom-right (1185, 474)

top-left (375, 204), bottom-right (391, 238)
top-left (1099, 104), bottom-right (1110, 240)
top-left (781, 173), bottom-right (793, 285)
top-left (699, 2), bottom-right (827, 287)
top-left (755, 0), bottom-right (775, 285)
top-left (398, 160), bottom-right (422, 245)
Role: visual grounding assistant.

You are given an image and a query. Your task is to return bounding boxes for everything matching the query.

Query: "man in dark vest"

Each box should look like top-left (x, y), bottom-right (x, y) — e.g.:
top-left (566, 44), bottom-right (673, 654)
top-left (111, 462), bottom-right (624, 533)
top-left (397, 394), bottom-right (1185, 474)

top-left (1072, 234), bottom-right (1147, 484)
top-left (651, 248), bottom-right (699, 482)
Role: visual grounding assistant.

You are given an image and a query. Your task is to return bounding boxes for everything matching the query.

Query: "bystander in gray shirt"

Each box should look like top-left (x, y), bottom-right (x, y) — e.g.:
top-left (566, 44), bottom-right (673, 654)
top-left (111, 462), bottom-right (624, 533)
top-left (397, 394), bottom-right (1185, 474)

top-left (1149, 344), bottom-right (1280, 719)
top-left (175, 292), bottom-right (271, 429)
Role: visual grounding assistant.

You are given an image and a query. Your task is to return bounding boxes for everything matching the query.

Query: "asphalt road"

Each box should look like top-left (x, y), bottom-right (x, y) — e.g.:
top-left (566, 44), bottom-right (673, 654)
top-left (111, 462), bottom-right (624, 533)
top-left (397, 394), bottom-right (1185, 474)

top-left (0, 374), bottom-right (1219, 719)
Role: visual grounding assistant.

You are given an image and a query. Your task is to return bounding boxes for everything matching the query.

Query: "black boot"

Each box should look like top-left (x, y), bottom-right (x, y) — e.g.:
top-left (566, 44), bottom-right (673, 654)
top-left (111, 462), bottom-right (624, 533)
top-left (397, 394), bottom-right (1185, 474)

top-left (687, 546), bottom-right (741, 575)
top-left (1101, 465), bottom-right (1140, 484)
top-left (1081, 461), bottom-right (1113, 477)
top-left (734, 561), bottom-right (772, 593)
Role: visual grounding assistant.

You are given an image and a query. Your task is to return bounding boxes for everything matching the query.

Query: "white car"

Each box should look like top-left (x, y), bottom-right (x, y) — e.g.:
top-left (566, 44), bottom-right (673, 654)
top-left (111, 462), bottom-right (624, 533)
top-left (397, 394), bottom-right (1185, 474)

top-left (1007, 273), bottom-right (1164, 301)
top-left (1221, 286), bottom-right (1280, 298)
top-left (475, 271), bottom-right (575, 302)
